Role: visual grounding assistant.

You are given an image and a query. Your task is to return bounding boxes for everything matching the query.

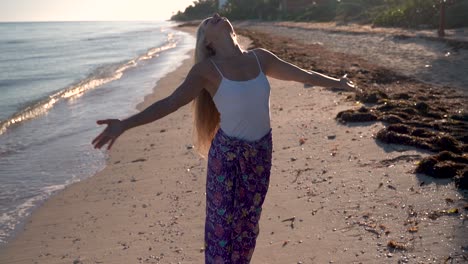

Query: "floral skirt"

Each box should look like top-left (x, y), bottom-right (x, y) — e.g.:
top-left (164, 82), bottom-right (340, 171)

top-left (204, 128), bottom-right (272, 264)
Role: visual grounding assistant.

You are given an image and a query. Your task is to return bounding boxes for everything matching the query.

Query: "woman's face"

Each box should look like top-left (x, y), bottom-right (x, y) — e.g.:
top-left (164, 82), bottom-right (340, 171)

top-left (203, 13), bottom-right (234, 44)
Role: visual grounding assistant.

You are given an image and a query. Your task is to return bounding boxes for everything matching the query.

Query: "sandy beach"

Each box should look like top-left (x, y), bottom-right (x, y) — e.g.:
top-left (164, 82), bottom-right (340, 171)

top-left (1, 23), bottom-right (467, 264)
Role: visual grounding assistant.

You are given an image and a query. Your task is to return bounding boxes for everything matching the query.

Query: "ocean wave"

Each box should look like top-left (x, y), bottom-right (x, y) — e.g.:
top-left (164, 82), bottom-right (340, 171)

top-left (0, 182), bottom-right (71, 244)
top-left (0, 126), bottom-right (96, 157)
top-left (0, 75), bottom-right (58, 88)
top-left (84, 28), bottom-right (161, 42)
top-left (0, 40), bottom-right (26, 45)
top-left (84, 35), bottom-right (122, 42)
top-left (0, 34), bottom-right (179, 136)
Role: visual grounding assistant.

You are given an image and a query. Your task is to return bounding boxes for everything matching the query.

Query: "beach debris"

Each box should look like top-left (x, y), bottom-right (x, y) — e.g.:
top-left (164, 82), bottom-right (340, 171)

top-left (380, 114), bottom-right (404, 124)
top-left (282, 216), bottom-right (296, 229)
top-left (387, 240), bottom-right (409, 250)
top-left (73, 258), bottom-right (83, 264)
top-left (311, 208), bottom-right (321, 216)
top-left (131, 177), bottom-right (137, 182)
top-left (292, 167), bottom-right (313, 183)
top-left (327, 135), bottom-right (336, 140)
top-left (377, 125), bottom-right (462, 154)
top-left (337, 81), bottom-right (467, 190)
top-left (379, 224), bottom-right (391, 235)
top-left (455, 170), bottom-right (468, 189)
top-left (415, 152), bottom-right (467, 187)
top-left (356, 220), bottom-right (381, 237)
top-left (119, 241), bottom-right (130, 250)
top-left (299, 137), bottom-right (307, 145)
top-left (160, 129), bottom-right (166, 133)
top-left (427, 208), bottom-right (460, 220)
top-left (356, 90), bottom-right (389, 104)
top-left (336, 108), bottom-right (378, 123)
top-left (282, 240), bottom-right (290, 247)
top-left (407, 226), bottom-right (419, 233)
top-left (186, 144), bottom-right (194, 150)
top-left (131, 158), bottom-right (147, 163)
top-left (379, 154), bottom-right (422, 167)
top-left (330, 145), bottom-right (338, 157)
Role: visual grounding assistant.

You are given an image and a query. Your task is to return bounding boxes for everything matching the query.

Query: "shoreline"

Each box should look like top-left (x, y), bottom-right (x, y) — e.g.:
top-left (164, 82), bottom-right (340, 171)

top-left (0, 26), bottom-right (195, 250)
top-left (0, 22), bottom-right (196, 248)
top-left (1, 24), bottom-right (466, 263)
top-left (0, 25), bottom-right (201, 262)
top-left (0, 51), bottom-right (202, 263)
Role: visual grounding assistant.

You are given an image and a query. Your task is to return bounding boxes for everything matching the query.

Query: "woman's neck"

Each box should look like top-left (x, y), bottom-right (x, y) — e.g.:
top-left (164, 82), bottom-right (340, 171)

top-left (213, 33), bottom-right (244, 59)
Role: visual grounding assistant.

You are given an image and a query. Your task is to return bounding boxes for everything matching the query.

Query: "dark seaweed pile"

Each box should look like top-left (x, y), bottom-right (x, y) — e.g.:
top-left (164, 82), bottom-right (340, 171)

top-left (235, 28), bottom-right (468, 190)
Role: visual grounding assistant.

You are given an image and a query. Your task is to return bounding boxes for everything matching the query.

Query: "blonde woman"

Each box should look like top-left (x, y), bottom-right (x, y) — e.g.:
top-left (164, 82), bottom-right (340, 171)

top-left (92, 13), bottom-right (354, 264)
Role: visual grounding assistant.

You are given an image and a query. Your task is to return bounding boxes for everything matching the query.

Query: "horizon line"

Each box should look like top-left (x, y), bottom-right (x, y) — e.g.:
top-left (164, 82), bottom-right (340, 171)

top-left (0, 19), bottom-right (173, 23)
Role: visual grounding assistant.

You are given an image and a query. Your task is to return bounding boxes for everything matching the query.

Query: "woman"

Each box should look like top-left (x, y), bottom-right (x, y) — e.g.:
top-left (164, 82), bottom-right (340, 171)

top-left (92, 13), bottom-right (354, 264)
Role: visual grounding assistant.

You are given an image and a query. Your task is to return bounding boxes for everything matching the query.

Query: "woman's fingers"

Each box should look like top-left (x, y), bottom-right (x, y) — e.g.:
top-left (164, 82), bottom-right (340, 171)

top-left (107, 138), bottom-right (117, 150)
top-left (93, 135), bottom-right (104, 149)
top-left (340, 74), bottom-right (357, 90)
top-left (92, 131), bottom-right (105, 145)
top-left (97, 119), bottom-right (111, 125)
top-left (95, 136), bottom-right (111, 149)
top-left (93, 118), bottom-right (122, 149)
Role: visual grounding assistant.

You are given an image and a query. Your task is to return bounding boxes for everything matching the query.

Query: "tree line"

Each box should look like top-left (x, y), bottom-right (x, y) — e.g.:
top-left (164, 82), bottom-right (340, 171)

top-left (171, 0), bottom-right (468, 29)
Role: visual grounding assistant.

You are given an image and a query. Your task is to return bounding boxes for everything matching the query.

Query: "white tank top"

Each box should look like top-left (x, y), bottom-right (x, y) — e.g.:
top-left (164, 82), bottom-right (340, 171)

top-left (211, 50), bottom-right (271, 141)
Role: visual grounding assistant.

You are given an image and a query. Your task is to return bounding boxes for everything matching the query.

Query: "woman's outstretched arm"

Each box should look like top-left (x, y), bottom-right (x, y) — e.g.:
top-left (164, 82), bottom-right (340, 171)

top-left (92, 64), bottom-right (206, 150)
top-left (256, 48), bottom-right (354, 90)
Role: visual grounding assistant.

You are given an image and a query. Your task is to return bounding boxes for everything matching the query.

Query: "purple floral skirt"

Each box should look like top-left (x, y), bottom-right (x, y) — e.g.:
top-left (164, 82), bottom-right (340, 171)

top-left (204, 128), bottom-right (272, 264)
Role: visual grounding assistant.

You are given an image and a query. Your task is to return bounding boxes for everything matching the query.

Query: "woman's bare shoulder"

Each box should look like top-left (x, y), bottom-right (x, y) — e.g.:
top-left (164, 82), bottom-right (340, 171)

top-left (250, 48), bottom-right (280, 71)
top-left (190, 59), bottom-right (215, 77)
top-left (189, 59), bottom-right (219, 94)
top-left (251, 48), bottom-right (275, 56)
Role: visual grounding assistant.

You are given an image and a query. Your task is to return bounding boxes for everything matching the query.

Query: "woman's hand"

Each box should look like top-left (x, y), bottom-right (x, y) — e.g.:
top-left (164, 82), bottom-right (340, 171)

top-left (339, 74), bottom-right (356, 91)
top-left (92, 119), bottom-right (125, 150)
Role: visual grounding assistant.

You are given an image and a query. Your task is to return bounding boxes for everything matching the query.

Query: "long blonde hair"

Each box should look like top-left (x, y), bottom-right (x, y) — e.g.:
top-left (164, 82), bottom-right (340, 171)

top-left (193, 19), bottom-right (220, 156)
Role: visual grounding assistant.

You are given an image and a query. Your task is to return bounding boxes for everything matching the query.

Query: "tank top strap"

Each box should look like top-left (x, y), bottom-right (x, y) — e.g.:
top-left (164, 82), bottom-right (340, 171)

top-left (251, 50), bottom-right (263, 73)
top-left (210, 59), bottom-right (224, 78)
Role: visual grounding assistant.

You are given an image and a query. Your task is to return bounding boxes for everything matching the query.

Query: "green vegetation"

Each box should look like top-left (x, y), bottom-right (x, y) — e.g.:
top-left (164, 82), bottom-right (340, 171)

top-left (446, 0), bottom-right (468, 27)
top-left (171, 0), bottom-right (217, 21)
top-left (373, 0), bottom-right (439, 27)
top-left (171, 0), bottom-right (468, 29)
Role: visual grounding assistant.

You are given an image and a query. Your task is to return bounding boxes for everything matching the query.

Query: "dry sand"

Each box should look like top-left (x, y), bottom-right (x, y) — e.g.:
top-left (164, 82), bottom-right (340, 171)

top-left (237, 21), bottom-right (468, 93)
top-left (0, 25), bottom-right (467, 264)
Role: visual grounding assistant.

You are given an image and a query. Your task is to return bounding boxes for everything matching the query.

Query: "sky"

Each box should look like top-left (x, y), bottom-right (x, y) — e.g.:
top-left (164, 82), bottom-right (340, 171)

top-left (0, 0), bottom-right (197, 22)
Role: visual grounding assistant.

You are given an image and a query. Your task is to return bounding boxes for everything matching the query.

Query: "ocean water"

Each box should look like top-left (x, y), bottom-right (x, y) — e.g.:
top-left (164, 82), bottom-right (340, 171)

top-left (0, 21), bottom-right (195, 245)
